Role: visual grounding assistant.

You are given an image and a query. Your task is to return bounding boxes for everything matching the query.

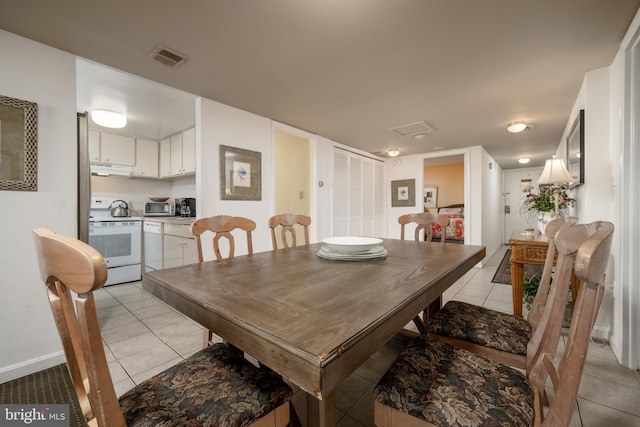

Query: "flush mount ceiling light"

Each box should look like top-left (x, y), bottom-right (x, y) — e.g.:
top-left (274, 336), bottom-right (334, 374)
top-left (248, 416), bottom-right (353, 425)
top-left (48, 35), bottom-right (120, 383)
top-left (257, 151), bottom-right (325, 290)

top-left (91, 110), bottom-right (127, 128)
top-left (507, 122), bottom-right (534, 133)
top-left (518, 157), bottom-right (531, 164)
top-left (388, 149), bottom-right (400, 157)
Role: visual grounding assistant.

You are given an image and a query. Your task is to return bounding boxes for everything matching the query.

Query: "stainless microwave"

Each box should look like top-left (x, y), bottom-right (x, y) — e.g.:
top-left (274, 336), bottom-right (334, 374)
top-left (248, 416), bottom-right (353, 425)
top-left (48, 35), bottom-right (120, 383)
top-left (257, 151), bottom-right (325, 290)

top-left (144, 202), bottom-right (175, 217)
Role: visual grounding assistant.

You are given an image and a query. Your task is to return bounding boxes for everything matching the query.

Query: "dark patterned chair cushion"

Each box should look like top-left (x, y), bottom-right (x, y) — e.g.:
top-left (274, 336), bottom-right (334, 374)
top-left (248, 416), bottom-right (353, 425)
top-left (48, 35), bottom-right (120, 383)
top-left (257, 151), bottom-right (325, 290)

top-left (374, 336), bottom-right (534, 427)
top-left (119, 343), bottom-right (292, 427)
top-left (428, 301), bottom-right (532, 355)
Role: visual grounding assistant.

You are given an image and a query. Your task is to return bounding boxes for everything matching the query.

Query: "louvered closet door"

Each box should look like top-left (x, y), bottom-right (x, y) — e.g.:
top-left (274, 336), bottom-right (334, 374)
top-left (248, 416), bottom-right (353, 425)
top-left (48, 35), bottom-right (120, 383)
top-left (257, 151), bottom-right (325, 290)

top-left (332, 149), bottom-right (385, 237)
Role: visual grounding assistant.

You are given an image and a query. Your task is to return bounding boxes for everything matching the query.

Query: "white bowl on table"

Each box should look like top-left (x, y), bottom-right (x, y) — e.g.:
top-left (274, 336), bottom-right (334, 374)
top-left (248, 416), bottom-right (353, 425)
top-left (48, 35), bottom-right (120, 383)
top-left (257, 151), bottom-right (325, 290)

top-left (322, 236), bottom-right (383, 253)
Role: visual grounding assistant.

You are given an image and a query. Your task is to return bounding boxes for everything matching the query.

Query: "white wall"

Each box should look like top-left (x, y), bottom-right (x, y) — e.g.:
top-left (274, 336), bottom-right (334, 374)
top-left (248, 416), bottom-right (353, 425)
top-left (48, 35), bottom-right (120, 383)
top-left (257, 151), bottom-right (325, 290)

top-left (195, 98), bottom-right (275, 260)
top-left (480, 147), bottom-right (505, 261)
top-left (0, 31), bottom-right (77, 382)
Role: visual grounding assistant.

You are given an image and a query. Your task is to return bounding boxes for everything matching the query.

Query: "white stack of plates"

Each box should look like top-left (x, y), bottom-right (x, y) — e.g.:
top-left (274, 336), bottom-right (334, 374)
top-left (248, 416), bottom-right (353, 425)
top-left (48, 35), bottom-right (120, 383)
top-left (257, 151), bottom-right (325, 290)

top-left (317, 236), bottom-right (387, 261)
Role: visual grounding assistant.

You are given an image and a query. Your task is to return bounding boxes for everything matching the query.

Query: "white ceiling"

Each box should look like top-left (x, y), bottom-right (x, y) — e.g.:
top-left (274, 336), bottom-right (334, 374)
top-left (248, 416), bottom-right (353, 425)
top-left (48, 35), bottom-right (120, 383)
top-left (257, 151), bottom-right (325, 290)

top-left (1, 0), bottom-right (638, 169)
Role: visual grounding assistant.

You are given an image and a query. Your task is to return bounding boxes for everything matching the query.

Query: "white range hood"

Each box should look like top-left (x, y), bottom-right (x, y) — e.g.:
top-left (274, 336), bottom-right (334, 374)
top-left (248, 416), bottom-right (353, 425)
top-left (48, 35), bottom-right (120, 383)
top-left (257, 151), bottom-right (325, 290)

top-left (90, 163), bottom-right (132, 177)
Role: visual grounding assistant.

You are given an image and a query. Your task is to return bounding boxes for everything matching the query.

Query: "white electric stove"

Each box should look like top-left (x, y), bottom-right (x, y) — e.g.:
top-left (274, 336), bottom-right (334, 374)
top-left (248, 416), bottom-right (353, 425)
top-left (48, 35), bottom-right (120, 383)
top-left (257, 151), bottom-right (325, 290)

top-left (89, 197), bottom-right (142, 286)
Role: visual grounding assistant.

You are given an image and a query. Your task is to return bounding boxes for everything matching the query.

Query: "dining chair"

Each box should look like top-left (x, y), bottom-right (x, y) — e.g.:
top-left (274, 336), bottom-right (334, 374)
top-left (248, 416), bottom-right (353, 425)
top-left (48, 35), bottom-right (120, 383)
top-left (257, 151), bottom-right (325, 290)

top-left (398, 213), bottom-right (452, 334)
top-left (427, 217), bottom-right (578, 368)
top-left (398, 213), bottom-right (450, 243)
top-left (373, 221), bottom-right (614, 427)
top-left (268, 213), bottom-right (311, 250)
top-left (32, 227), bottom-right (292, 427)
top-left (190, 215), bottom-right (256, 261)
top-left (190, 215), bottom-right (256, 345)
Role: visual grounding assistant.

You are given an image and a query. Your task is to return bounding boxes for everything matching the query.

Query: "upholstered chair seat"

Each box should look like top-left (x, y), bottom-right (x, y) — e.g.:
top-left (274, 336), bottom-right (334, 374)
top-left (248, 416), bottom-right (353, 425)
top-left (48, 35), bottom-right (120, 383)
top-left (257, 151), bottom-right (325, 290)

top-left (428, 301), bottom-right (531, 355)
top-left (120, 343), bottom-right (292, 426)
top-left (374, 336), bottom-right (534, 427)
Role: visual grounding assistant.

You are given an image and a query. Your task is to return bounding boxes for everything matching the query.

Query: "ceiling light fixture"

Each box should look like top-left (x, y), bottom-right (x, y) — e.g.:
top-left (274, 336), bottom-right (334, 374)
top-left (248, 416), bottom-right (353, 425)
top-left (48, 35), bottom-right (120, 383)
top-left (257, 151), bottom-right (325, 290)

top-left (91, 110), bottom-right (127, 128)
top-left (507, 122), bottom-right (534, 133)
top-left (388, 149), bottom-right (400, 157)
top-left (518, 157), bottom-right (531, 164)
top-left (413, 134), bottom-right (428, 141)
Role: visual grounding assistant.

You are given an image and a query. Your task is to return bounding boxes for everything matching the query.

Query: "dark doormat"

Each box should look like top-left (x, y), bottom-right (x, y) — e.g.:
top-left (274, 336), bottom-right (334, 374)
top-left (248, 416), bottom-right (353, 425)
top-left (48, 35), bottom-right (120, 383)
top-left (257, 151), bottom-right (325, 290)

top-left (492, 249), bottom-right (544, 285)
top-left (491, 250), bottom-right (512, 284)
top-left (0, 363), bottom-right (85, 427)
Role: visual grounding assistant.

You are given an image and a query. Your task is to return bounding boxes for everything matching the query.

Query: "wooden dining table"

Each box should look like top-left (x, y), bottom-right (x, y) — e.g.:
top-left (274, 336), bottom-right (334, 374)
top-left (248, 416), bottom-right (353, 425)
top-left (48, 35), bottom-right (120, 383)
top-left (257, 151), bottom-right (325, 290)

top-left (142, 238), bottom-right (486, 427)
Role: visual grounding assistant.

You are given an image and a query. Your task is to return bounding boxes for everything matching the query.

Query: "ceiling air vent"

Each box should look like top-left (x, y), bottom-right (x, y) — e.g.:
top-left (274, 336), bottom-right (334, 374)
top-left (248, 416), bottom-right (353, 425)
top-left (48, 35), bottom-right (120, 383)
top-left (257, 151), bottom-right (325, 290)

top-left (387, 120), bottom-right (434, 137)
top-left (147, 45), bottom-right (187, 68)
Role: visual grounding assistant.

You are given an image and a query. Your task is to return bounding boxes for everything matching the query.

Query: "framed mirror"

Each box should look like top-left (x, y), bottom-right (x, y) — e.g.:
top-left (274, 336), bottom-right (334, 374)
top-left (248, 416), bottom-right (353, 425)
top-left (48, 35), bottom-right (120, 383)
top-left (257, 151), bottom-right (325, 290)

top-left (0, 95), bottom-right (38, 191)
top-left (566, 109), bottom-right (584, 188)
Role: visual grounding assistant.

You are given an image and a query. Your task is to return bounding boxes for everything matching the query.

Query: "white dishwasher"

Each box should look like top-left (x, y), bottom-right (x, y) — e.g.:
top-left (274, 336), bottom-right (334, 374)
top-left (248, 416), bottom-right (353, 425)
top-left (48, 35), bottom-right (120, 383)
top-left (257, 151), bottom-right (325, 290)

top-left (143, 221), bottom-right (163, 272)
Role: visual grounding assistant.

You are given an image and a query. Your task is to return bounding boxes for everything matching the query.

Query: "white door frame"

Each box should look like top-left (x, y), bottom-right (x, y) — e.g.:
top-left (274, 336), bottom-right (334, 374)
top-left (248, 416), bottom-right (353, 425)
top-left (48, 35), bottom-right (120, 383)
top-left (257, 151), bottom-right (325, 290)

top-left (619, 28), bottom-right (640, 369)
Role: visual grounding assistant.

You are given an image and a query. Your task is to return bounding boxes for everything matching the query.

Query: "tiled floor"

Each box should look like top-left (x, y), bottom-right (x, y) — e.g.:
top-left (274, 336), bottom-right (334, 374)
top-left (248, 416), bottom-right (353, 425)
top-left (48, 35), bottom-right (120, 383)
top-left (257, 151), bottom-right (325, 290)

top-left (96, 245), bottom-right (640, 426)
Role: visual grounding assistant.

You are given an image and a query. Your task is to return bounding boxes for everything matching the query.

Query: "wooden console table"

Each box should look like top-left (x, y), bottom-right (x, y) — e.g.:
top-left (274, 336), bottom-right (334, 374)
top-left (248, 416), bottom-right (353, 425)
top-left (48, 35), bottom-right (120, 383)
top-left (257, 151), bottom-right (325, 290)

top-left (508, 231), bottom-right (579, 317)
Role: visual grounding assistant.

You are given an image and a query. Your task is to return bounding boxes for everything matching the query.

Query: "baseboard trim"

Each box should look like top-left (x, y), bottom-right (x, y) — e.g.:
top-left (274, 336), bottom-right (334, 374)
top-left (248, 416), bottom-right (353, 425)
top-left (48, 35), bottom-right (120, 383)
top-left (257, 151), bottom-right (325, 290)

top-left (591, 325), bottom-right (610, 342)
top-left (0, 351), bottom-right (66, 383)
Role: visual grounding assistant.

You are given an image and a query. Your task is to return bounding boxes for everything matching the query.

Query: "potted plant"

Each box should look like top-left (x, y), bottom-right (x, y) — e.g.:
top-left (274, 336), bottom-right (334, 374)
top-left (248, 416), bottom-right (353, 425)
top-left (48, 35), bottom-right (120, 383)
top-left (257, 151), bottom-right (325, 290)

top-left (523, 272), bottom-right (543, 310)
top-left (520, 184), bottom-right (575, 233)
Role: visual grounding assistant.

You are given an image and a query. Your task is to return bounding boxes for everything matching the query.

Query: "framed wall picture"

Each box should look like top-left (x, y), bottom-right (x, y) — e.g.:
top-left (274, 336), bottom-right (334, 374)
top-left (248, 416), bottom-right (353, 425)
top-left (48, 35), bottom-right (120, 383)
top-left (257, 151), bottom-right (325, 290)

top-left (391, 179), bottom-right (415, 207)
top-left (423, 186), bottom-right (438, 208)
top-left (566, 109), bottom-right (584, 188)
top-left (219, 145), bottom-right (262, 200)
top-left (0, 95), bottom-right (38, 191)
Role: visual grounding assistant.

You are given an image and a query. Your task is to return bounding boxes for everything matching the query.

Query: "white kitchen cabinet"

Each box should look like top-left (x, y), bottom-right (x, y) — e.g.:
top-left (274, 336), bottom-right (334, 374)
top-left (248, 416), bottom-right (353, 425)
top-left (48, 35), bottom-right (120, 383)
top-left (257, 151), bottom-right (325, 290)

top-left (165, 128), bottom-right (196, 176)
top-left (133, 138), bottom-right (159, 178)
top-left (163, 223), bottom-right (197, 268)
top-left (181, 127), bottom-right (196, 173)
top-left (98, 132), bottom-right (135, 165)
top-left (170, 133), bottom-right (183, 175)
top-left (89, 130), bottom-right (101, 162)
top-left (159, 138), bottom-right (171, 178)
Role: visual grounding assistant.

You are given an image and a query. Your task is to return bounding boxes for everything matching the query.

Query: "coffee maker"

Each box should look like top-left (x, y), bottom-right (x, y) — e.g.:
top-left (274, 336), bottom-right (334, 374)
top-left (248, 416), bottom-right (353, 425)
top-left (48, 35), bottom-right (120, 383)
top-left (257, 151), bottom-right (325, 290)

top-left (176, 198), bottom-right (196, 217)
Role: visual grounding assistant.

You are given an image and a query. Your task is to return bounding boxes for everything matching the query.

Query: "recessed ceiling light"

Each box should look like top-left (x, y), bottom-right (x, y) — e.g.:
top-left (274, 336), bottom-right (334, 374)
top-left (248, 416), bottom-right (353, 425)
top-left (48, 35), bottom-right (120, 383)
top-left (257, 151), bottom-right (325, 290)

top-left (388, 149), bottom-right (400, 157)
top-left (518, 157), bottom-right (531, 164)
top-left (414, 134), bottom-right (428, 141)
top-left (91, 110), bottom-right (127, 128)
top-left (433, 146), bottom-right (445, 151)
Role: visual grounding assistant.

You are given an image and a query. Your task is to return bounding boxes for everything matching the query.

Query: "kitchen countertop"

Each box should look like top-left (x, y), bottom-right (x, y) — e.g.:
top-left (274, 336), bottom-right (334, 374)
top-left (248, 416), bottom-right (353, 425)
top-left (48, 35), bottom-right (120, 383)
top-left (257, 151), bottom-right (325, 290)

top-left (143, 217), bottom-right (196, 225)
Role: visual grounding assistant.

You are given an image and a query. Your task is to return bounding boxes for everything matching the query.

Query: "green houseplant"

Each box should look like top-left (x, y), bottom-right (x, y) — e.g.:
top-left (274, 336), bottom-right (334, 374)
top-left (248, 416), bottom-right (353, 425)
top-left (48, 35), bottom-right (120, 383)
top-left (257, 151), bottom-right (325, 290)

top-left (523, 272), bottom-right (542, 310)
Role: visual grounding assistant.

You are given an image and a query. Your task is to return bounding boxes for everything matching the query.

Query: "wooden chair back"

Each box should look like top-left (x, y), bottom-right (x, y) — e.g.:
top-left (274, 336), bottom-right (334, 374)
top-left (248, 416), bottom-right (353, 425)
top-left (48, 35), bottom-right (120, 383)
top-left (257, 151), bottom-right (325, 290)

top-left (268, 213), bottom-right (311, 250)
top-left (529, 221), bottom-right (613, 426)
top-left (398, 213), bottom-right (450, 243)
top-left (32, 227), bottom-right (127, 426)
top-left (190, 215), bottom-right (256, 261)
top-left (527, 216), bottom-right (579, 331)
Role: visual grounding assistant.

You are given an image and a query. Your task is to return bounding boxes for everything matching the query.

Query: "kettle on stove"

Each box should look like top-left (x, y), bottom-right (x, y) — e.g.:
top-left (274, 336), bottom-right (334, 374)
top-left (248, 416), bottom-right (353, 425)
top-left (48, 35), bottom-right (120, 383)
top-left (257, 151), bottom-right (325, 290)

top-left (109, 200), bottom-right (130, 217)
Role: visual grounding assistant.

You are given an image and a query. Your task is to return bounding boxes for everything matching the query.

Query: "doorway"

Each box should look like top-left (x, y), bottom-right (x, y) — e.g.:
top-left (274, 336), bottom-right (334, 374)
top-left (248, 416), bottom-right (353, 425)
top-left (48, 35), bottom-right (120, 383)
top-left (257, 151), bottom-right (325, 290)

top-left (273, 128), bottom-right (312, 247)
top-left (503, 167), bottom-right (543, 242)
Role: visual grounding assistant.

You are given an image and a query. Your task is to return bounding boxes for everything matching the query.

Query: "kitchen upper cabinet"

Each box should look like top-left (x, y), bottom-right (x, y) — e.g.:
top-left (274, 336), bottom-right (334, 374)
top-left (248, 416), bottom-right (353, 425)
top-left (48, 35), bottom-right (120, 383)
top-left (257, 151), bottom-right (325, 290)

top-left (170, 133), bottom-right (183, 175)
top-left (133, 138), bottom-right (159, 178)
top-left (182, 127), bottom-right (196, 173)
top-left (162, 128), bottom-right (196, 177)
top-left (99, 133), bottom-right (135, 166)
top-left (159, 138), bottom-right (171, 178)
top-left (88, 130), bottom-right (100, 162)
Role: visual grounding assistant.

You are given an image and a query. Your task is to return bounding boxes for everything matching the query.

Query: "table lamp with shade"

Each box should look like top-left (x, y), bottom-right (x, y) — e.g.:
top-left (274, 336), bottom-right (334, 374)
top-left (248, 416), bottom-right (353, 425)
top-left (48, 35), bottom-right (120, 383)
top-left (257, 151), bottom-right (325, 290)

top-left (537, 155), bottom-right (575, 218)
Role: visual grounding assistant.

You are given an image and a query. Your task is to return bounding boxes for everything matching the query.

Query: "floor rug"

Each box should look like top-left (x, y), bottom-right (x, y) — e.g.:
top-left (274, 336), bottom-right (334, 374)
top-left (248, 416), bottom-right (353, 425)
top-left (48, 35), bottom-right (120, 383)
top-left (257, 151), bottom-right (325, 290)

top-left (491, 249), bottom-right (512, 284)
top-left (0, 363), bottom-right (84, 427)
